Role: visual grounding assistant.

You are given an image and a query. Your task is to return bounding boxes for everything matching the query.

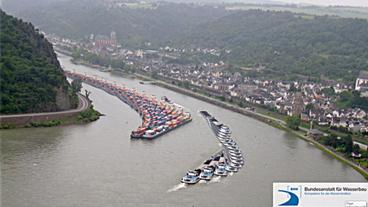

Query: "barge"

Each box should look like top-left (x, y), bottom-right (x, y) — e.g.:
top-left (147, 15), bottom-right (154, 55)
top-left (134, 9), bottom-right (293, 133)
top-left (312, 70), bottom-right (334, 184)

top-left (65, 71), bottom-right (192, 139)
top-left (180, 111), bottom-right (245, 185)
top-left (181, 151), bottom-right (226, 184)
top-left (200, 111), bottom-right (245, 171)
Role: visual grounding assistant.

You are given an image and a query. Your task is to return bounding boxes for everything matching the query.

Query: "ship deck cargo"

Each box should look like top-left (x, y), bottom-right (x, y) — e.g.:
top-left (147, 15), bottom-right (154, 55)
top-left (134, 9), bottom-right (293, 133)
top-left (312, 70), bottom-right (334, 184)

top-left (65, 71), bottom-right (192, 139)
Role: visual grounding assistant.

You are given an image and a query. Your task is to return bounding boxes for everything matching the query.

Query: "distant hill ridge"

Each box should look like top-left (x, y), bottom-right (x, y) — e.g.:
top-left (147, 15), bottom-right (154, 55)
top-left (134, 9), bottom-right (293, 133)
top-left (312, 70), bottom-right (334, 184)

top-left (0, 10), bottom-right (78, 114)
top-left (181, 10), bottom-right (368, 80)
top-left (4, 1), bottom-right (368, 81)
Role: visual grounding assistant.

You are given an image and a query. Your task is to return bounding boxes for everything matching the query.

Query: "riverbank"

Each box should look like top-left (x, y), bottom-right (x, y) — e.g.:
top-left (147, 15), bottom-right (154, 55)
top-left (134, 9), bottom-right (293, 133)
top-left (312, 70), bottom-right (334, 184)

top-left (0, 94), bottom-right (102, 129)
top-left (64, 54), bottom-right (368, 180)
top-left (135, 74), bottom-right (368, 180)
top-left (71, 59), bottom-right (109, 70)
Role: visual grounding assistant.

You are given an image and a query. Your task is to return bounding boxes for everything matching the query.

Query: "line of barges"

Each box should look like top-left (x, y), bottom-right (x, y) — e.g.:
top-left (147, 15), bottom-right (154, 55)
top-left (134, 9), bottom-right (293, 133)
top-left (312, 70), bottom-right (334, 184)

top-left (180, 111), bottom-right (244, 184)
top-left (65, 71), bottom-right (192, 139)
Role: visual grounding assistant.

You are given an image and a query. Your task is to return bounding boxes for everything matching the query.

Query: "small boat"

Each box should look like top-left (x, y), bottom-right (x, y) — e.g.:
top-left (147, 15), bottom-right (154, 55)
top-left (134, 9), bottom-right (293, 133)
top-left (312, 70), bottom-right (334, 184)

top-left (202, 159), bottom-right (212, 166)
top-left (199, 110), bottom-right (211, 117)
top-left (161, 96), bottom-right (173, 104)
top-left (217, 132), bottom-right (231, 138)
top-left (139, 81), bottom-right (144, 84)
top-left (199, 166), bottom-right (215, 181)
top-left (228, 151), bottom-right (242, 157)
top-left (223, 142), bottom-right (237, 148)
top-left (214, 163), bottom-right (228, 176)
top-left (230, 159), bottom-right (244, 165)
top-left (225, 165), bottom-right (238, 172)
top-left (218, 126), bottom-right (231, 134)
top-left (223, 139), bottom-right (236, 144)
top-left (181, 169), bottom-right (201, 184)
top-left (217, 136), bottom-right (230, 141)
top-left (218, 138), bottom-right (230, 143)
top-left (217, 133), bottom-right (231, 138)
top-left (229, 153), bottom-right (243, 159)
top-left (226, 145), bottom-right (240, 150)
top-left (229, 162), bottom-right (243, 169)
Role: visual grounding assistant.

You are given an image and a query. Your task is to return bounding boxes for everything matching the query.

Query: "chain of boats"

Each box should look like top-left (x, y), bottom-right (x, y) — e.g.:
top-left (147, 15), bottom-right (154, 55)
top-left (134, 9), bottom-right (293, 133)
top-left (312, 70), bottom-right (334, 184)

top-left (180, 111), bottom-right (244, 184)
top-left (65, 71), bottom-right (242, 186)
top-left (65, 71), bottom-right (192, 139)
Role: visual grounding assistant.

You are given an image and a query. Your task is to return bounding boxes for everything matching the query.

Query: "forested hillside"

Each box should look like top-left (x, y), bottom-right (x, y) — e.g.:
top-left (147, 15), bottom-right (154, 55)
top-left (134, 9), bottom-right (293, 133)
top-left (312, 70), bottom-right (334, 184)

top-left (182, 10), bottom-right (368, 80)
top-left (0, 10), bottom-right (78, 114)
top-left (7, 0), bottom-right (229, 48)
top-left (4, 0), bottom-right (368, 81)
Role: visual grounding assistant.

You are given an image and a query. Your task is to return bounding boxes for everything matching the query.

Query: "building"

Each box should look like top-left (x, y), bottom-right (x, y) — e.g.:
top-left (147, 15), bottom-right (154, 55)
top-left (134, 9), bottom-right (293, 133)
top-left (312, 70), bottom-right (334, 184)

top-left (355, 70), bottom-right (368, 97)
top-left (110, 31), bottom-right (117, 46)
top-left (94, 31), bottom-right (117, 49)
top-left (292, 92), bottom-right (304, 117)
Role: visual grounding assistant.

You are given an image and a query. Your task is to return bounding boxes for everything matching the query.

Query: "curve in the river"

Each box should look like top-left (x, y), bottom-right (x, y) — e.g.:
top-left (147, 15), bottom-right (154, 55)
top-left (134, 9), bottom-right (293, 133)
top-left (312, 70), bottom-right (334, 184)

top-left (65, 71), bottom-right (192, 139)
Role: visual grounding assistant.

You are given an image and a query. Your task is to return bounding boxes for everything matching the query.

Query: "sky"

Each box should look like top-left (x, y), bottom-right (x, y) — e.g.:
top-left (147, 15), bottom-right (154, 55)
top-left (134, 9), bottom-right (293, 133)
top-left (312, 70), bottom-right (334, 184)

top-left (278, 0), bottom-right (368, 7)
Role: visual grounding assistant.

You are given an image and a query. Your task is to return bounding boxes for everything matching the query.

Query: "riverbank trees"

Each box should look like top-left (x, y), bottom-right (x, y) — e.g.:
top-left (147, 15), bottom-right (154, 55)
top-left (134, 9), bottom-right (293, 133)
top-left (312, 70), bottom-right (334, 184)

top-left (286, 115), bottom-right (301, 130)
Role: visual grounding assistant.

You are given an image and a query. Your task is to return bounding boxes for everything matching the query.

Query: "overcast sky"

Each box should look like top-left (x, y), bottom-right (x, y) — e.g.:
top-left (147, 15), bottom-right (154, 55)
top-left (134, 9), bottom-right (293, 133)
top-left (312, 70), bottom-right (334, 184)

top-left (278, 0), bottom-right (368, 7)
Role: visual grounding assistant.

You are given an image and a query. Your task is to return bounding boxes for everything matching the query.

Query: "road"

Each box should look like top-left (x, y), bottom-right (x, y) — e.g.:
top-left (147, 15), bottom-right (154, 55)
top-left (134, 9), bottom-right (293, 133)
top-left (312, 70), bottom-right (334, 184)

top-left (0, 94), bottom-right (89, 119)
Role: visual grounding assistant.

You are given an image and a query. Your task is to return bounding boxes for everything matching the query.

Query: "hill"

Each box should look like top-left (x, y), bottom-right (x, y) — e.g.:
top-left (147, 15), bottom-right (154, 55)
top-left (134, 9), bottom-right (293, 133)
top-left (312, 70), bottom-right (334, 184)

top-left (0, 10), bottom-right (78, 114)
top-left (178, 10), bottom-right (368, 81)
top-left (4, 0), bottom-right (229, 48)
top-left (4, 1), bottom-right (368, 81)
top-left (225, 4), bottom-right (368, 19)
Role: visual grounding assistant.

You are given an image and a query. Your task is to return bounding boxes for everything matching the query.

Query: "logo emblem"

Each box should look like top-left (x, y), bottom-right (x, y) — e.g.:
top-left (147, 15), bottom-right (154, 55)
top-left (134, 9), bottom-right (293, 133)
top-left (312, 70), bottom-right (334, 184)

top-left (278, 190), bottom-right (299, 206)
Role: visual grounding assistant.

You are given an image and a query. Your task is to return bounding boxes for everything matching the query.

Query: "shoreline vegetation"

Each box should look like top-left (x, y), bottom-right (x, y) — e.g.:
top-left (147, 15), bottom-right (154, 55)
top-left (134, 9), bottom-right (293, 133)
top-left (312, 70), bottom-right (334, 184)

top-left (66, 54), bottom-right (368, 180)
top-left (0, 98), bottom-right (102, 130)
top-left (0, 107), bottom-right (102, 130)
top-left (6, 107), bottom-right (101, 129)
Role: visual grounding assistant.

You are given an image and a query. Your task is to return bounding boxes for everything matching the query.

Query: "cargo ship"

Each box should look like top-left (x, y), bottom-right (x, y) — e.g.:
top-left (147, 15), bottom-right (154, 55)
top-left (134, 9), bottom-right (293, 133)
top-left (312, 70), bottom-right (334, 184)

top-left (65, 71), bottom-right (192, 139)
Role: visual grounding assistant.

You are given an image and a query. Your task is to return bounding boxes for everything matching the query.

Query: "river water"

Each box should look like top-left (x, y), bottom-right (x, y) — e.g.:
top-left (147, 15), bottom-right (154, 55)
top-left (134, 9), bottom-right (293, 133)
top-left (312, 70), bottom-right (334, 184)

top-left (1, 54), bottom-right (365, 207)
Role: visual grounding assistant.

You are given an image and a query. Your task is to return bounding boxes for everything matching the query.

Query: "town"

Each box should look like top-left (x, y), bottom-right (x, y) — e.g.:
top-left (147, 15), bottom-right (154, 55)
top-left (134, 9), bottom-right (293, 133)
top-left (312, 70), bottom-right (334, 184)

top-left (48, 32), bottom-right (368, 149)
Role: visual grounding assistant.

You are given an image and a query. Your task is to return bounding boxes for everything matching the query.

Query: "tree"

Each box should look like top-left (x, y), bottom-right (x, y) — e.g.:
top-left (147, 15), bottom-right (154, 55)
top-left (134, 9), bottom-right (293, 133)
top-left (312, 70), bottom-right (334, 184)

top-left (289, 84), bottom-right (298, 92)
top-left (323, 134), bottom-right (338, 148)
top-left (305, 103), bottom-right (314, 112)
top-left (336, 91), bottom-right (368, 111)
top-left (343, 135), bottom-right (353, 153)
top-left (182, 81), bottom-right (190, 89)
top-left (321, 87), bottom-right (335, 97)
top-left (352, 144), bottom-right (360, 155)
top-left (151, 71), bottom-right (158, 79)
top-left (71, 79), bottom-right (82, 93)
top-left (84, 90), bottom-right (91, 100)
top-left (285, 115), bottom-right (301, 130)
top-left (0, 10), bottom-right (77, 114)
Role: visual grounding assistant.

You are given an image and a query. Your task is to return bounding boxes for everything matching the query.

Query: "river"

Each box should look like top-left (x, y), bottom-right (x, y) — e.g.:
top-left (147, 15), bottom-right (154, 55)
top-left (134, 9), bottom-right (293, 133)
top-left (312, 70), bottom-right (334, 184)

top-left (1, 53), bottom-right (365, 207)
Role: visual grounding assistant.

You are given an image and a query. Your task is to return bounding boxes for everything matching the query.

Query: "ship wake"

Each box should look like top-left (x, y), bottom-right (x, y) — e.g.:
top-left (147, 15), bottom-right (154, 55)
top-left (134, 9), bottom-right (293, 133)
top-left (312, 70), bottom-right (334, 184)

top-left (167, 183), bottom-right (187, 193)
